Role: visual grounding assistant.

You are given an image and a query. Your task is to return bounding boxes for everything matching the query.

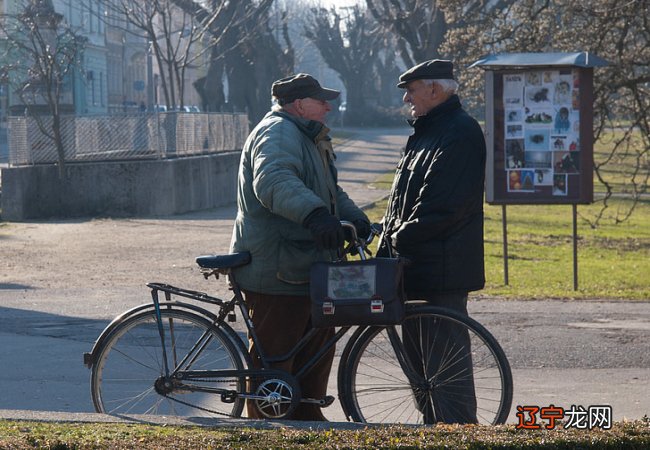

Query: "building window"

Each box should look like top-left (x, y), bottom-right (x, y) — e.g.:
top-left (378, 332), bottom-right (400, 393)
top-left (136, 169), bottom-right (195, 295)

top-left (90, 2), bottom-right (95, 33)
top-left (100, 72), bottom-right (104, 106)
top-left (98, 0), bottom-right (104, 33)
top-left (88, 70), bottom-right (96, 106)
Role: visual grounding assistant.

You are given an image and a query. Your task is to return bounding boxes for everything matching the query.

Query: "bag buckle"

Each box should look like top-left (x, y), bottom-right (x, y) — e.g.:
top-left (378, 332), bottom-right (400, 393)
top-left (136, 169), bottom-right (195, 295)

top-left (370, 299), bottom-right (384, 313)
top-left (322, 301), bottom-right (335, 315)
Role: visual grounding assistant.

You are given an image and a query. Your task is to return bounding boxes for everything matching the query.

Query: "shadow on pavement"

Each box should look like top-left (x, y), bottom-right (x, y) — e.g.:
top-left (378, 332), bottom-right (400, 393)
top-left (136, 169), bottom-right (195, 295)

top-left (0, 306), bottom-right (110, 412)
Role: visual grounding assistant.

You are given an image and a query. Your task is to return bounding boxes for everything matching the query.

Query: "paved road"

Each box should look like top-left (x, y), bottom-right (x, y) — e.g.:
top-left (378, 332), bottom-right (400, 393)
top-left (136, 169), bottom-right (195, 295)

top-left (0, 127), bottom-right (648, 426)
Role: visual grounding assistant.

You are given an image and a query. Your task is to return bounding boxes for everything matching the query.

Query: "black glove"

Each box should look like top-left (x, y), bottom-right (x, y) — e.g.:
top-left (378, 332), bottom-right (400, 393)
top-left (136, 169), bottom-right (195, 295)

top-left (352, 219), bottom-right (371, 240)
top-left (303, 207), bottom-right (345, 250)
top-left (345, 219), bottom-right (371, 241)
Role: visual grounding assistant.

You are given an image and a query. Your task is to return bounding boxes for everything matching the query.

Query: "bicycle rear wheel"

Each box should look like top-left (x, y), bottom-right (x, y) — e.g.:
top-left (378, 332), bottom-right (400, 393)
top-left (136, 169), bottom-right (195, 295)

top-left (91, 308), bottom-right (246, 417)
top-left (339, 305), bottom-right (512, 425)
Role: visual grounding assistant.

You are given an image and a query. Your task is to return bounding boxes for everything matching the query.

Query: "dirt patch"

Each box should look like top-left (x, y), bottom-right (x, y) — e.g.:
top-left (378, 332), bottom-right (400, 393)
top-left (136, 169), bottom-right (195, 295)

top-left (0, 208), bottom-right (238, 317)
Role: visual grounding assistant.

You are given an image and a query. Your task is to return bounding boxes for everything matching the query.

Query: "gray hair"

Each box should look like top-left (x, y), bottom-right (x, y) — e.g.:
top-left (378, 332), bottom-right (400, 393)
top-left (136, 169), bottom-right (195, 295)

top-left (423, 79), bottom-right (458, 94)
top-left (271, 101), bottom-right (283, 112)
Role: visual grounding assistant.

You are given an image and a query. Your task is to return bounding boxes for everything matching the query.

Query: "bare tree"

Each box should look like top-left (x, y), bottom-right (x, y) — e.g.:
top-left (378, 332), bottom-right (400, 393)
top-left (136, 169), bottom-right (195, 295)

top-left (305, 5), bottom-right (382, 125)
top-left (564, 0), bottom-right (649, 225)
top-left (365, 0), bottom-right (448, 68)
top-left (374, 35), bottom-right (404, 109)
top-left (100, 0), bottom-right (241, 110)
top-left (440, 0), bottom-right (649, 225)
top-left (0, 0), bottom-right (86, 178)
top-left (172, 0), bottom-right (293, 125)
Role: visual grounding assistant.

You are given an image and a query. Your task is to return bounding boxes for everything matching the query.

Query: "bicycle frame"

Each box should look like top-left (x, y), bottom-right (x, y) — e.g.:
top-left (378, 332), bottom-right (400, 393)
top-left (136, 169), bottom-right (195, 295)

top-left (130, 275), bottom-right (353, 405)
top-left (86, 221), bottom-right (428, 417)
top-left (145, 221), bottom-right (368, 380)
top-left (168, 287), bottom-right (422, 411)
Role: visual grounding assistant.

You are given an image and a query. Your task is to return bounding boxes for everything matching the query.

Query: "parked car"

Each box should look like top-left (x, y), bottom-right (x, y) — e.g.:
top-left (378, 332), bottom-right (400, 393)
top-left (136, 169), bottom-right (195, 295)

top-left (175, 105), bottom-right (201, 113)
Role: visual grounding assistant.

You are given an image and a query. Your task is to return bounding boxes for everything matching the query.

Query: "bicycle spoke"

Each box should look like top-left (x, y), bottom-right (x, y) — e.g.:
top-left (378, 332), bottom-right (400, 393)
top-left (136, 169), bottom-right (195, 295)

top-left (341, 306), bottom-right (512, 425)
top-left (105, 386), bottom-right (157, 414)
top-left (108, 346), bottom-right (161, 374)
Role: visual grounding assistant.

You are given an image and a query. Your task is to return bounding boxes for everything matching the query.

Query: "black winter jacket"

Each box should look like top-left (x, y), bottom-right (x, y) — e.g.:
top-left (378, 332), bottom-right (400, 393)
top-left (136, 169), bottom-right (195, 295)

top-left (378, 95), bottom-right (486, 295)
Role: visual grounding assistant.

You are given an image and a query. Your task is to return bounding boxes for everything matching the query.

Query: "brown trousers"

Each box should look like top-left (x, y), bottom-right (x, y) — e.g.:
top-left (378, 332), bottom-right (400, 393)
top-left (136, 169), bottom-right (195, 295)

top-left (243, 290), bottom-right (335, 421)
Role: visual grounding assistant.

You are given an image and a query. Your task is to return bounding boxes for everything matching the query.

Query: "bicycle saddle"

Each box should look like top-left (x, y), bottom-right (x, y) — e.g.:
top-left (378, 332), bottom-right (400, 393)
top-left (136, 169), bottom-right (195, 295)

top-left (196, 252), bottom-right (251, 269)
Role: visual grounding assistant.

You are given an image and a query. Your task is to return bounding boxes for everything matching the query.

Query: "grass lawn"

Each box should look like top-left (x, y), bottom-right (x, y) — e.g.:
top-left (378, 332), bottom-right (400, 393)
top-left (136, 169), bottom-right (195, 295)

top-left (1, 419), bottom-right (648, 449)
top-left (593, 128), bottom-right (648, 195)
top-left (481, 199), bottom-right (650, 299)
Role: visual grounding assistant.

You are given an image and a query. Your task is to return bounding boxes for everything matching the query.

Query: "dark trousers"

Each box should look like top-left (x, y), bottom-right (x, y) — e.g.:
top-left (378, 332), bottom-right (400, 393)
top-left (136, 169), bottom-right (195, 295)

top-left (402, 292), bottom-right (478, 424)
top-left (243, 290), bottom-right (335, 421)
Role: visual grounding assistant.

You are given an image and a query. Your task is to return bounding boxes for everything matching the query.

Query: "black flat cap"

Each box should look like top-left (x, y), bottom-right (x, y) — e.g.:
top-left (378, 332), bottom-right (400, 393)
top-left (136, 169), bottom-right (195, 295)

top-left (272, 73), bottom-right (340, 104)
top-left (397, 59), bottom-right (455, 88)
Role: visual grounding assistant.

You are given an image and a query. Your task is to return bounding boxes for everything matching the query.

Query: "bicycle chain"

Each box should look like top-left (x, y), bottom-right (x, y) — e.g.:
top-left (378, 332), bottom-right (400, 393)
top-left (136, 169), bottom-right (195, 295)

top-left (161, 392), bottom-right (234, 417)
top-left (160, 376), bottom-right (251, 418)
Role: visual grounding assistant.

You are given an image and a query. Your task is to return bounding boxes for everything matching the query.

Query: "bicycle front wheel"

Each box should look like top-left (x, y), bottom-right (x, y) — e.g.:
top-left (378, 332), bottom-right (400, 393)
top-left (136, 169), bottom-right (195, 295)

top-left (91, 308), bottom-right (246, 418)
top-left (339, 305), bottom-right (512, 425)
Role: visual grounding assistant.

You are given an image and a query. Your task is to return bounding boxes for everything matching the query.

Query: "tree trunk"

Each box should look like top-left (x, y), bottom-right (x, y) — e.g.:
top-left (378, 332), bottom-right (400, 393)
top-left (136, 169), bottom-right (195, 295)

top-left (52, 113), bottom-right (66, 179)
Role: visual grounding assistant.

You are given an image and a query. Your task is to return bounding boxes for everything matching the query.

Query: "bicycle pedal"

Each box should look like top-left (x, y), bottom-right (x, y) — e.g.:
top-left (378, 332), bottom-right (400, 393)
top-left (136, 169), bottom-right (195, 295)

top-left (221, 391), bottom-right (238, 403)
top-left (301, 395), bottom-right (335, 407)
top-left (322, 395), bottom-right (335, 407)
top-left (228, 313), bottom-right (236, 322)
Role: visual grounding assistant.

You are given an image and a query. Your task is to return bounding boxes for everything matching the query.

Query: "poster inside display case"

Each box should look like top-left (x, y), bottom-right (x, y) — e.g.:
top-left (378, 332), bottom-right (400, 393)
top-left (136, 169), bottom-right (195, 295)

top-left (471, 53), bottom-right (607, 205)
top-left (488, 68), bottom-right (593, 204)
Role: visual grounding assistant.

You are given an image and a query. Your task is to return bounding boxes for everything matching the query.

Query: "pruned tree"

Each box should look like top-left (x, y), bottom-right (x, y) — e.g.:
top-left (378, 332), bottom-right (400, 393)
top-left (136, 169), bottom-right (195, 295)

top-left (366, 0), bottom-right (528, 68)
top-left (0, 0), bottom-right (86, 178)
top-left (365, 0), bottom-right (448, 68)
top-left (374, 35), bottom-right (404, 109)
top-left (305, 5), bottom-right (382, 125)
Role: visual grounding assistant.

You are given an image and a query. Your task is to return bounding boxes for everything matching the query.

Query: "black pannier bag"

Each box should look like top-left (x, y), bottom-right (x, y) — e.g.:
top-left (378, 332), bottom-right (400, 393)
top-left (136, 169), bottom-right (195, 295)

top-left (310, 257), bottom-right (406, 328)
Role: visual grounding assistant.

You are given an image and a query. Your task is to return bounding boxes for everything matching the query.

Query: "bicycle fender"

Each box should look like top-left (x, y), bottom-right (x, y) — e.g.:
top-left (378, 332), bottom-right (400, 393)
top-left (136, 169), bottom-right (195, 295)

top-left (83, 301), bottom-right (248, 369)
top-left (83, 303), bottom-right (154, 368)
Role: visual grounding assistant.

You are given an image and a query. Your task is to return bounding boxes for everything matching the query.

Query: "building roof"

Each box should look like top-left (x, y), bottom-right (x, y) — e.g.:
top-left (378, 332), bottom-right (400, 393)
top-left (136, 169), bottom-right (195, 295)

top-left (470, 52), bottom-right (609, 69)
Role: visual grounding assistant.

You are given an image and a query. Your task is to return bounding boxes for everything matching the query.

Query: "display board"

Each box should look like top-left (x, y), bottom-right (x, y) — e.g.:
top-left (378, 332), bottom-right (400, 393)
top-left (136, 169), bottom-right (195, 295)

top-left (485, 67), bottom-right (594, 204)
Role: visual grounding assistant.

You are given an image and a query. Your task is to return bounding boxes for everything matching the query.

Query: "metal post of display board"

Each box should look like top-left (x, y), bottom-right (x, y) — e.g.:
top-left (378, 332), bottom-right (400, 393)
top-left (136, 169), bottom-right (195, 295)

top-left (502, 205), bottom-right (509, 285)
top-left (572, 204), bottom-right (578, 290)
top-left (501, 205), bottom-right (579, 289)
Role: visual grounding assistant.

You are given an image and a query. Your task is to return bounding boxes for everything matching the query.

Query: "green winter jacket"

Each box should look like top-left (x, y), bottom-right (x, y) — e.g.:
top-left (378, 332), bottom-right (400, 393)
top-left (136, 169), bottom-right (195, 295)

top-left (229, 110), bottom-right (368, 296)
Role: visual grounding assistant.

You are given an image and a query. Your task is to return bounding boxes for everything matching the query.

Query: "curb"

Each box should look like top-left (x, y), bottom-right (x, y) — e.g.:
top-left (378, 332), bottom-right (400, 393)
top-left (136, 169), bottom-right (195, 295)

top-left (0, 409), bottom-right (368, 430)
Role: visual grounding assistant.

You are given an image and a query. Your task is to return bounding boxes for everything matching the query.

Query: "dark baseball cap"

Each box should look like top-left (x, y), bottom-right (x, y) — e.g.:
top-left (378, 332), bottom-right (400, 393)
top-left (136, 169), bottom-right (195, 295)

top-left (397, 59), bottom-right (455, 88)
top-left (271, 73), bottom-right (340, 104)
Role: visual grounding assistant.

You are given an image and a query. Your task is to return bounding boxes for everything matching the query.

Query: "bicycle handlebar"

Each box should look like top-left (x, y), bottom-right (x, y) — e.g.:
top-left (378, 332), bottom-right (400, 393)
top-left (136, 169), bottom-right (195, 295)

top-left (339, 221), bottom-right (383, 261)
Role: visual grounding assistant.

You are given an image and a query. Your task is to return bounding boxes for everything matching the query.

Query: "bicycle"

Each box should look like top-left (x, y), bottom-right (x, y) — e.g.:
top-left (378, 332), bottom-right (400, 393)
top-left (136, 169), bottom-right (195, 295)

top-left (84, 222), bottom-right (512, 424)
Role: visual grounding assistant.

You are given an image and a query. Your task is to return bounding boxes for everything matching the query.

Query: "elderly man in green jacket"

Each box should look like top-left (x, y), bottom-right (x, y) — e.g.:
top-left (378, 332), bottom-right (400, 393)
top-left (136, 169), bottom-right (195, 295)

top-left (230, 73), bottom-right (370, 421)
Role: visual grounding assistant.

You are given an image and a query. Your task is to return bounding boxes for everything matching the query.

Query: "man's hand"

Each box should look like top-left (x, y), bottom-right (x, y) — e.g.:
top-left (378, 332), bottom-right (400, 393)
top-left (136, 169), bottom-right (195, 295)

top-left (351, 219), bottom-right (371, 241)
top-left (303, 207), bottom-right (345, 250)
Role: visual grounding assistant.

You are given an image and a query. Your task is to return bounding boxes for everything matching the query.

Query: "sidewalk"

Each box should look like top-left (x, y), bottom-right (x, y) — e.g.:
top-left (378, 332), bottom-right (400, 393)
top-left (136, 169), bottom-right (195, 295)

top-left (333, 127), bottom-right (409, 207)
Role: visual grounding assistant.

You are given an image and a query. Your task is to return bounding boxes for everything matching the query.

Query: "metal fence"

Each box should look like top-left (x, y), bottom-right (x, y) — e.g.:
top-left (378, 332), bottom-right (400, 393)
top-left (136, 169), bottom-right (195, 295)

top-left (7, 112), bottom-right (249, 166)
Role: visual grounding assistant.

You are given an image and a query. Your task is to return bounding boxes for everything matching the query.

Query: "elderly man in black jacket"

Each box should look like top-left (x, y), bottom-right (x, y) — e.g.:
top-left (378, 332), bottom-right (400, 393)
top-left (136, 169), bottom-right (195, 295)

top-left (379, 59), bottom-right (486, 424)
